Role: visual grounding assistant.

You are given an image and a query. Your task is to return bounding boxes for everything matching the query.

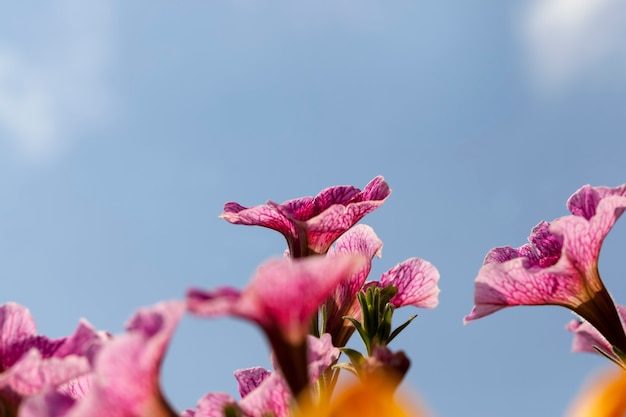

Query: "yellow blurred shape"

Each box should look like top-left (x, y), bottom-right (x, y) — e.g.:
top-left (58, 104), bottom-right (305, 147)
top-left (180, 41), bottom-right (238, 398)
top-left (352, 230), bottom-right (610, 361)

top-left (568, 368), bottom-right (626, 417)
top-left (298, 376), bottom-right (427, 417)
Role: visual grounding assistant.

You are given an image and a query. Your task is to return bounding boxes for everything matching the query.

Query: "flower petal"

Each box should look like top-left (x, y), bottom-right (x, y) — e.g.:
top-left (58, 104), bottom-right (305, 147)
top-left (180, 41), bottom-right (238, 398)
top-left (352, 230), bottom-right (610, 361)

top-left (21, 301), bottom-right (185, 417)
top-left (379, 258), bottom-right (440, 309)
top-left (188, 255), bottom-right (365, 345)
top-left (220, 177), bottom-right (390, 255)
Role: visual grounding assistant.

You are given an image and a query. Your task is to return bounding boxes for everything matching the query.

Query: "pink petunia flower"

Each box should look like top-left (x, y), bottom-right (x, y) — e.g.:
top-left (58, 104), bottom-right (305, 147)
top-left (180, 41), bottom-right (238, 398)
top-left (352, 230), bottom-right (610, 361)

top-left (324, 225), bottom-right (440, 349)
top-left (0, 302), bottom-right (106, 415)
top-left (187, 255), bottom-right (365, 398)
top-left (19, 301), bottom-right (185, 417)
top-left (221, 176), bottom-right (391, 257)
top-left (183, 334), bottom-right (339, 417)
top-left (465, 184), bottom-right (626, 355)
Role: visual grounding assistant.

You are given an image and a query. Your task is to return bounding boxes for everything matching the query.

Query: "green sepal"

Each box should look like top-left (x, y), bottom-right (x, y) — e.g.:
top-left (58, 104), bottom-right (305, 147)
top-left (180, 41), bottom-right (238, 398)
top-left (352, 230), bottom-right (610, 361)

top-left (340, 347), bottom-right (366, 369)
top-left (375, 303), bottom-right (395, 343)
top-left (593, 345), bottom-right (625, 369)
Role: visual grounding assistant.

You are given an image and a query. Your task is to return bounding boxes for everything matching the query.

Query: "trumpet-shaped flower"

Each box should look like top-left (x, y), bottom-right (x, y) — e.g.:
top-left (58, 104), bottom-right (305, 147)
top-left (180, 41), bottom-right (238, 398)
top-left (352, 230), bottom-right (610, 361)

top-left (221, 176), bottom-right (391, 257)
top-left (187, 255), bottom-right (365, 398)
top-left (324, 225), bottom-right (440, 348)
top-left (19, 301), bottom-right (185, 417)
top-left (465, 184), bottom-right (626, 353)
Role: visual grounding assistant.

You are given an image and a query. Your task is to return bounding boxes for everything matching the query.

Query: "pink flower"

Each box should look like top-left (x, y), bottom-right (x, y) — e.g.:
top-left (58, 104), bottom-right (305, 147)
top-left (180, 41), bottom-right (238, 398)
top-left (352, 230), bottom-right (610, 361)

top-left (0, 303), bottom-right (105, 415)
top-left (324, 225), bottom-right (440, 348)
top-left (566, 306), bottom-right (626, 364)
top-left (187, 255), bottom-right (365, 398)
top-left (183, 334), bottom-right (339, 417)
top-left (465, 184), bottom-right (626, 354)
top-left (19, 301), bottom-right (185, 417)
top-left (221, 176), bottom-right (391, 257)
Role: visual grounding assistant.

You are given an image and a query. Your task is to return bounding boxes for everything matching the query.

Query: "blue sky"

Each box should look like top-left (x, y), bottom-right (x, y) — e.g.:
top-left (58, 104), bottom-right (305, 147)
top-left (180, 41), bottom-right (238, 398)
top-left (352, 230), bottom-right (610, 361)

top-left (1, 1), bottom-right (626, 416)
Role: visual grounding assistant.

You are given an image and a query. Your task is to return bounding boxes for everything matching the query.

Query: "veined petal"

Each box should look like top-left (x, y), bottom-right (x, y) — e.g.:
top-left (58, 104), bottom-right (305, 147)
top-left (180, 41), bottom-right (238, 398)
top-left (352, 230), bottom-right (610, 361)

top-left (0, 348), bottom-right (91, 397)
top-left (0, 303), bottom-right (38, 371)
top-left (220, 177), bottom-right (390, 256)
top-left (551, 195), bottom-right (626, 291)
top-left (379, 258), bottom-right (440, 309)
top-left (567, 184), bottom-right (626, 220)
top-left (324, 225), bottom-right (383, 346)
top-left (465, 185), bottom-right (626, 333)
top-left (464, 254), bottom-right (587, 323)
top-left (234, 367), bottom-right (271, 398)
top-left (221, 202), bottom-right (297, 242)
top-left (306, 334), bottom-right (340, 382)
top-left (567, 306), bottom-right (626, 362)
top-left (304, 177), bottom-right (391, 253)
top-left (239, 373), bottom-right (290, 417)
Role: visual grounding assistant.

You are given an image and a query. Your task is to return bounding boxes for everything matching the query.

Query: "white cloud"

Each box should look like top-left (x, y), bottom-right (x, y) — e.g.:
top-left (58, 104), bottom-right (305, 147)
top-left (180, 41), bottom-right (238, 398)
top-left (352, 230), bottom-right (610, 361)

top-left (0, 0), bottom-right (114, 161)
top-left (521, 0), bottom-right (626, 92)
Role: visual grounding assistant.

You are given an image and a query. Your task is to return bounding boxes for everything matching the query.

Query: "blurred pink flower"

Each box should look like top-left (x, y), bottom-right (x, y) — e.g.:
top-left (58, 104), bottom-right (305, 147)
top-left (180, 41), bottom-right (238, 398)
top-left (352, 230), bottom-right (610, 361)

top-left (221, 176), bottom-right (391, 257)
top-left (19, 301), bottom-right (185, 417)
top-left (183, 334), bottom-right (339, 417)
top-left (187, 255), bottom-right (365, 398)
top-left (0, 303), bottom-right (105, 415)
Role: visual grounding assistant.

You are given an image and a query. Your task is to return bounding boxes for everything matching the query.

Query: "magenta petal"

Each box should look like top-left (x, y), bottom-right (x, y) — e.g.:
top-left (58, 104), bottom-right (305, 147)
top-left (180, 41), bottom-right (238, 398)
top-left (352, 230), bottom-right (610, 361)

top-left (464, 253), bottom-right (589, 323)
top-left (465, 190), bottom-right (626, 324)
top-left (186, 288), bottom-right (242, 318)
top-left (567, 184), bottom-right (626, 220)
top-left (19, 391), bottom-right (76, 417)
top-left (324, 225), bottom-right (383, 343)
top-left (0, 350), bottom-right (90, 397)
top-left (567, 306), bottom-right (626, 359)
top-left (304, 177), bottom-right (391, 253)
top-left (466, 184), bottom-right (626, 354)
top-left (551, 195), bottom-right (626, 289)
top-left (184, 393), bottom-right (238, 417)
top-left (379, 258), bottom-right (440, 309)
top-left (220, 177), bottom-right (391, 256)
top-left (25, 301), bottom-right (186, 417)
top-left (306, 334), bottom-right (339, 382)
top-left (238, 373), bottom-right (290, 417)
top-left (188, 255), bottom-right (365, 345)
top-left (327, 225), bottom-right (383, 307)
top-left (234, 367), bottom-right (271, 398)
top-left (221, 202), bottom-right (297, 242)
top-left (0, 303), bottom-right (38, 370)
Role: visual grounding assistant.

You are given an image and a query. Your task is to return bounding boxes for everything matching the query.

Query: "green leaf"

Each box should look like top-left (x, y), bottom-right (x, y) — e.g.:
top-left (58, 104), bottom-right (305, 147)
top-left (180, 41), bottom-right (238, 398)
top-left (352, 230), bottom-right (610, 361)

top-left (343, 316), bottom-right (371, 353)
top-left (387, 315), bottom-right (418, 344)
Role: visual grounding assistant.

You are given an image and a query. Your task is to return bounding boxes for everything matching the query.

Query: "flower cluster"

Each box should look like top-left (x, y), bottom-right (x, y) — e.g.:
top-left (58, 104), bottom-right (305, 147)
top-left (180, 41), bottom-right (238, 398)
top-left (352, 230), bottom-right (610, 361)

top-left (1, 177), bottom-right (625, 416)
top-left (0, 177), bottom-right (439, 417)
